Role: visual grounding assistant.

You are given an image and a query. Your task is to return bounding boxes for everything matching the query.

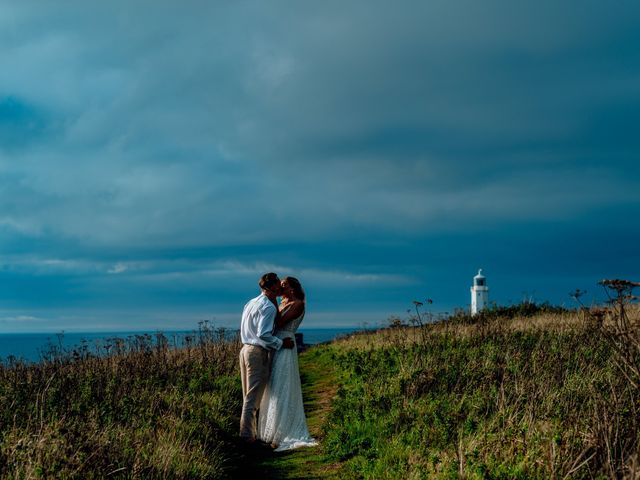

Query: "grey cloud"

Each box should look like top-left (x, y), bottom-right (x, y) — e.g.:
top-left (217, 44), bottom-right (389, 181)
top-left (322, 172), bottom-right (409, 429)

top-left (1, 0), bottom-right (638, 247)
top-left (0, 96), bottom-right (51, 150)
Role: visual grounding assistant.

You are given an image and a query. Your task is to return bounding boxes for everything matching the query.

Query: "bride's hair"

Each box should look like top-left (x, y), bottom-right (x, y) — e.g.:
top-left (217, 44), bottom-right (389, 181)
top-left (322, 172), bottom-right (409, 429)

top-left (284, 276), bottom-right (305, 302)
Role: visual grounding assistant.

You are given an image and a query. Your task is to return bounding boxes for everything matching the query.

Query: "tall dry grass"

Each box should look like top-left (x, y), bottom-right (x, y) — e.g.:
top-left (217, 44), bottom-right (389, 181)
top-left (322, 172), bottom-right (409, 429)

top-left (323, 287), bottom-right (640, 478)
top-left (0, 325), bottom-right (242, 479)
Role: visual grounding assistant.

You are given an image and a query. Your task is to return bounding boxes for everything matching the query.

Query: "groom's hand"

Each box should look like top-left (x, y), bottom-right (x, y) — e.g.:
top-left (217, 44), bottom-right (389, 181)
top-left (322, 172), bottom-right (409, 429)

top-left (282, 338), bottom-right (295, 349)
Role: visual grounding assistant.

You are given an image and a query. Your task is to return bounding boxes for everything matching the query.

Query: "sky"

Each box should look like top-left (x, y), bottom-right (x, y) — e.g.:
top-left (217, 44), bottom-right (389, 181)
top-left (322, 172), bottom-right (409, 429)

top-left (1, 1), bottom-right (639, 332)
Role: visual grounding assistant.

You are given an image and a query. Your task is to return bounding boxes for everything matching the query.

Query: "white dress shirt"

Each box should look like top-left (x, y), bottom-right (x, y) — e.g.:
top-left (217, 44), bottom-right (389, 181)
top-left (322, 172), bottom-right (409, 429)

top-left (240, 293), bottom-right (283, 350)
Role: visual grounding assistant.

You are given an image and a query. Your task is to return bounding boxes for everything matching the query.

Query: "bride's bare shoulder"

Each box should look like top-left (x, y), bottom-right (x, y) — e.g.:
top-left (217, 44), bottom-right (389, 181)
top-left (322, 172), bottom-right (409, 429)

top-left (290, 299), bottom-right (304, 312)
top-left (280, 298), bottom-right (303, 309)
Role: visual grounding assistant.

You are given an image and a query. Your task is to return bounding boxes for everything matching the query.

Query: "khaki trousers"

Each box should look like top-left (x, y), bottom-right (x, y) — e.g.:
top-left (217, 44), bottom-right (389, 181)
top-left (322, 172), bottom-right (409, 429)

top-left (239, 344), bottom-right (271, 440)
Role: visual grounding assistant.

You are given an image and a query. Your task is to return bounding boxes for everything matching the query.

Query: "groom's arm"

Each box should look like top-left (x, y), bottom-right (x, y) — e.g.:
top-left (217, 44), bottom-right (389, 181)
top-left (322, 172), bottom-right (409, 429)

top-left (256, 305), bottom-right (283, 350)
top-left (256, 305), bottom-right (295, 350)
top-left (257, 306), bottom-right (295, 349)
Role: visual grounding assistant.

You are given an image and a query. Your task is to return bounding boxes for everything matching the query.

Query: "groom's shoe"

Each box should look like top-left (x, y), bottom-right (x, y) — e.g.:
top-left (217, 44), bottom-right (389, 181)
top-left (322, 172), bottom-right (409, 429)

top-left (253, 440), bottom-right (274, 450)
top-left (241, 437), bottom-right (273, 451)
top-left (240, 436), bottom-right (256, 444)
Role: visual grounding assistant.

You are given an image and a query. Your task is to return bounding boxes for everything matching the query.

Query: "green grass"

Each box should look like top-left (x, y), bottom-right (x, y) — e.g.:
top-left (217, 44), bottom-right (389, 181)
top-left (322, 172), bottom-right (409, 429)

top-left (318, 308), bottom-right (640, 479)
top-left (0, 330), bottom-right (246, 479)
top-left (1, 301), bottom-right (638, 479)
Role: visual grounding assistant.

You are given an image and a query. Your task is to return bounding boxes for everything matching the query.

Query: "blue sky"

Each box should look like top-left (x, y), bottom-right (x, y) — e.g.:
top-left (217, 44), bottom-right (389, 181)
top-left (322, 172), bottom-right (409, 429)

top-left (1, 1), bottom-right (639, 332)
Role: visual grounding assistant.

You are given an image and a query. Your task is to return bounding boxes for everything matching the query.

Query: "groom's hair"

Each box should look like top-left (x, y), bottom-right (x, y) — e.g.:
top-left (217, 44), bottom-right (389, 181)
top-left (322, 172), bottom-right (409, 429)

top-left (259, 272), bottom-right (280, 290)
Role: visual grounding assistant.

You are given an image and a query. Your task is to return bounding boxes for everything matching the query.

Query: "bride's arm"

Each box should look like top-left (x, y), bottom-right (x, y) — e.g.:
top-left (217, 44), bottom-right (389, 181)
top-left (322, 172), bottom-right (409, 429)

top-left (275, 301), bottom-right (304, 328)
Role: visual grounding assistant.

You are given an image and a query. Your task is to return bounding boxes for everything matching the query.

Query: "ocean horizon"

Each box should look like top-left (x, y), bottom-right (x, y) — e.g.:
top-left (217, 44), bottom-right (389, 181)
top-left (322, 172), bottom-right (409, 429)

top-left (0, 327), bottom-right (371, 363)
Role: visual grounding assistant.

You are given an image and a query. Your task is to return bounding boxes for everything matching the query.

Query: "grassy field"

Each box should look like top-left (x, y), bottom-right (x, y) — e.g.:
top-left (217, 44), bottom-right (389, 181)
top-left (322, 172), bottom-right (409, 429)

top-left (0, 326), bottom-right (245, 478)
top-left (0, 286), bottom-right (638, 479)
top-left (316, 298), bottom-right (640, 478)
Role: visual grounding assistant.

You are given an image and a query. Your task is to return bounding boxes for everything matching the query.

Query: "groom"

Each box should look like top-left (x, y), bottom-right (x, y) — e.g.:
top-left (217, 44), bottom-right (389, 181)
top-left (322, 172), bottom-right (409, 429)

top-left (239, 272), bottom-right (295, 443)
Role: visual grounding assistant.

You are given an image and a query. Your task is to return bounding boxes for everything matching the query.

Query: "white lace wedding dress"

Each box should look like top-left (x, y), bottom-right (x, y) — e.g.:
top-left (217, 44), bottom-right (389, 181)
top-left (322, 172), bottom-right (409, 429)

top-left (258, 307), bottom-right (317, 452)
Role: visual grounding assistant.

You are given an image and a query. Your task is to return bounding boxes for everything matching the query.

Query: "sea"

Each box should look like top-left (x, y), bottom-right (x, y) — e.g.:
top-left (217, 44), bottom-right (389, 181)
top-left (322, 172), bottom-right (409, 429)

top-left (0, 327), bottom-right (368, 364)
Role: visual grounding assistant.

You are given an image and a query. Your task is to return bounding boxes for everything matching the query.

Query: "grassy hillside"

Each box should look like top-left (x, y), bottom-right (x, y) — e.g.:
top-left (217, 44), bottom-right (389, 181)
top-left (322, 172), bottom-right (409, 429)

top-left (0, 285), bottom-right (638, 479)
top-left (0, 327), bottom-right (245, 478)
top-left (318, 300), bottom-right (640, 478)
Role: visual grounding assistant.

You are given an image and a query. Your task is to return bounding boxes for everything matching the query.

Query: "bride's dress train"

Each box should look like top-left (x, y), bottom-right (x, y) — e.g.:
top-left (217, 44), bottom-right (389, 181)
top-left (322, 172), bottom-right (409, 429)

top-left (258, 310), bottom-right (317, 452)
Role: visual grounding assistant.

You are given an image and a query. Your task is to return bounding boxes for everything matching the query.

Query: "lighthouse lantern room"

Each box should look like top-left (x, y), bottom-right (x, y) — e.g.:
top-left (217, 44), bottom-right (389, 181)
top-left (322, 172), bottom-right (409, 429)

top-left (470, 269), bottom-right (489, 315)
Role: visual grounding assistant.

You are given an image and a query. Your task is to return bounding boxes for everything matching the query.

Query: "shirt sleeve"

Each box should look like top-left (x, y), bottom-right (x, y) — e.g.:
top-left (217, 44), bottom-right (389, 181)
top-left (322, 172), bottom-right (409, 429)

top-left (256, 303), bottom-right (283, 350)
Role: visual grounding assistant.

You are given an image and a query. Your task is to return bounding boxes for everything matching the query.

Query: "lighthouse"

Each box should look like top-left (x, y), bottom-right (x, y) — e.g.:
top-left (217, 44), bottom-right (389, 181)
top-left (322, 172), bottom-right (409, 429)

top-left (470, 269), bottom-right (489, 315)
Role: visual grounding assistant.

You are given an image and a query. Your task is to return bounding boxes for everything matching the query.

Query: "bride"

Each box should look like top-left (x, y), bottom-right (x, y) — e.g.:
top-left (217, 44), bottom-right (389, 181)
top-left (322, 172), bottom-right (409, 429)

top-left (258, 276), bottom-right (317, 452)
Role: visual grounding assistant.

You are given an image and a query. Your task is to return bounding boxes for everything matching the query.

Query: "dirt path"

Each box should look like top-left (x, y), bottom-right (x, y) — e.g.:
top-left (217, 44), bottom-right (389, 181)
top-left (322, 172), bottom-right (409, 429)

top-left (232, 345), bottom-right (344, 479)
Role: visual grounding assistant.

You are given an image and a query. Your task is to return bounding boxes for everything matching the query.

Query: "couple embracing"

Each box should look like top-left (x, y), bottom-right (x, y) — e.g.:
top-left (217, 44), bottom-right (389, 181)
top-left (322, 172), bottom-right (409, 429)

top-left (239, 272), bottom-right (317, 452)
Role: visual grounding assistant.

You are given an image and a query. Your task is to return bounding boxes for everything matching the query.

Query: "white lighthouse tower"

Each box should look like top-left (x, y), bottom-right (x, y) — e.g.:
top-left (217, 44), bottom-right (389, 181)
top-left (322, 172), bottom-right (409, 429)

top-left (470, 269), bottom-right (489, 315)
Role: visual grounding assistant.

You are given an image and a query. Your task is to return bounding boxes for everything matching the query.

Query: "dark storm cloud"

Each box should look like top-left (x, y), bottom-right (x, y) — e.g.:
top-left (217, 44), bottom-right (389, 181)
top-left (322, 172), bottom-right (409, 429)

top-left (0, 0), bottom-right (638, 330)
